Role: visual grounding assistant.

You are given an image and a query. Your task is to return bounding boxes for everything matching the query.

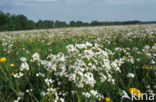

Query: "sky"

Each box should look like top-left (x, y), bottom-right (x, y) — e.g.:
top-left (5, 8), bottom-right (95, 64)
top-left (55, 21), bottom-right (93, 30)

top-left (0, 0), bottom-right (156, 22)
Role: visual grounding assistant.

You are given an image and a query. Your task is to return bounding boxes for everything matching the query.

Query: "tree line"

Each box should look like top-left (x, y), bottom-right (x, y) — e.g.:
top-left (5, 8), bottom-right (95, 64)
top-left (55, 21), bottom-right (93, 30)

top-left (0, 10), bottom-right (156, 31)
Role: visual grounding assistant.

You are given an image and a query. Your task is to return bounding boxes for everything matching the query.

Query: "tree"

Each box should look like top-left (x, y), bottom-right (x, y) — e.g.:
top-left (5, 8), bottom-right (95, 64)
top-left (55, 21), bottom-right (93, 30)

top-left (55, 20), bottom-right (68, 28)
top-left (0, 11), bottom-right (11, 31)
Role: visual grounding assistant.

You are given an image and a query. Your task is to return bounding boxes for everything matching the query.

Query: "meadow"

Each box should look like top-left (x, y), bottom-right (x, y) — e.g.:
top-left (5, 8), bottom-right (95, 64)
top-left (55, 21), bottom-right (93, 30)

top-left (0, 24), bottom-right (156, 102)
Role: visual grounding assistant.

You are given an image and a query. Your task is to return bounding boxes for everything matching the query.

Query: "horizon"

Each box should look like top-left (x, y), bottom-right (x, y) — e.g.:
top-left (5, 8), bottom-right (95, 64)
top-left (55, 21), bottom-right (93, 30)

top-left (0, 0), bottom-right (156, 22)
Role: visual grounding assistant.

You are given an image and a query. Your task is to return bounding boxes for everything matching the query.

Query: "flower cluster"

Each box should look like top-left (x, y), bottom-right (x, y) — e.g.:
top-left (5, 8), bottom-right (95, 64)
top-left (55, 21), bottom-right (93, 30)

top-left (0, 24), bottom-right (155, 102)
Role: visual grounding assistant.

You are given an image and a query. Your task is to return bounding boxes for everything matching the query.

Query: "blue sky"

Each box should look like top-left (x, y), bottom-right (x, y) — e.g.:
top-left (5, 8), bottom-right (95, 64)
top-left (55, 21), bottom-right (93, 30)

top-left (0, 0), bottom-right (156, 22)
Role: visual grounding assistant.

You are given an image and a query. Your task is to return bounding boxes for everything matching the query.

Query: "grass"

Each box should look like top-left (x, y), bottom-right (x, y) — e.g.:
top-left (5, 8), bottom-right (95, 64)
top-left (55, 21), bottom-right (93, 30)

top-left (0, 24), bottom-right (156, 102)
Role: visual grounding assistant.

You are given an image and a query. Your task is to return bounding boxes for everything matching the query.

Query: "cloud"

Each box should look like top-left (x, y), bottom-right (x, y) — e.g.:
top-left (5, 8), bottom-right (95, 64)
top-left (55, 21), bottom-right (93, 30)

top-left (0, 0), bottom-right (60, 10)
top-left (94, 0), bottom-right (141, 6)
top-left (34, 0), bottom-right (59, 2)
top-left (64, 0), bottom-right (90, 5)
top-left (105, 0), bottom-right (136, 4)
top-left (12, 0), bottom-right (59, 2)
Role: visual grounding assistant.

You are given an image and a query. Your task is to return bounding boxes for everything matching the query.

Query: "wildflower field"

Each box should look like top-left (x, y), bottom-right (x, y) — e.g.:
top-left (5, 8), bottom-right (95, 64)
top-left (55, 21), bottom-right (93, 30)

top-left (0, 24), bottom-right (156, 102)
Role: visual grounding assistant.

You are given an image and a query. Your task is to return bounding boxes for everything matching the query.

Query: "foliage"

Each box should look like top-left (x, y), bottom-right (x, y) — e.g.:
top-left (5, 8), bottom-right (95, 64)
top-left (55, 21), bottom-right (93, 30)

top-left (1, 10), bottom-right (156, 32)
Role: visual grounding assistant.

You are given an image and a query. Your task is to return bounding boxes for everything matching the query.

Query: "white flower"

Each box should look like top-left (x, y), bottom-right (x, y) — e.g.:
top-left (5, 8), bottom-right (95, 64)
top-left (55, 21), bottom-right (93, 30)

top-left (83, 92), bottom-right (91, 98)
top-left (152, 44), bottom-right (156, 51)
top-left (13, 72), bottom-right (24, 78)
top-left (60, 98), bottom-right (65, 102)
top-left (136, 58), bottom-right (140, 62)
top-left (45, 78), bottom-right (54, 85)
top-left (68, 74), bottom-right (76, 81)
top-left (127, 73), bottom-right (135, 78)
top-left (99, 73), bottom-right (107, 83)
top-left (36, 72), bottom-right (45, 77)
top-left (66, 45), bottom-right (78, 53)
top-left (32, 53), bottom-right (40, 61)
top-left (146, 85), bottom-right (150, 89)
top-left (20, 62), bottom-right (29, 71)
top-left (14, 97), bottom-right (21, 102)
top-left (83, 72), bottom-right (96, 87)
top-left (75, 43), bottom-right (87, 49)
top-left (85, 42), bottom-right (92, 47)
top-left (26, 89), bottom-right (33, 93)
top-left (144, 45), bottom-right (150, 51)
top-left (20, 57), bottom-right (27, 62)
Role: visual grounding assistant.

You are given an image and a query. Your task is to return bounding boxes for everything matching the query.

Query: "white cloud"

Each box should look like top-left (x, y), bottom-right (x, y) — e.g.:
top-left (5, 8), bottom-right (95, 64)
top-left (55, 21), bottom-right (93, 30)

top-left (34, 0), bottom-right (59, 2)
top-left (64, 0), bottom-right (89, 5)
top-left (98, 0), bottom-right (137, 5)
top-left (8, 0), bottom-right (59, 2)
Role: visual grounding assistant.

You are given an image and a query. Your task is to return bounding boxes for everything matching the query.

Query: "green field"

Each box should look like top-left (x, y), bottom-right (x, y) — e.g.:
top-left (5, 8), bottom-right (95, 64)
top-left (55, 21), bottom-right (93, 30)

top-left (0, 24), bottom-right (156, 102)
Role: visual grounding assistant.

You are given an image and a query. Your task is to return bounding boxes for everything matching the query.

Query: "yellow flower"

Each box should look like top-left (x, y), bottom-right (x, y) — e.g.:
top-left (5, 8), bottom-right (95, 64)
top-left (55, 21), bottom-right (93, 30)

top-left (18, 39), bottom-right (22, 42)
top-left (10, 72), bottom-right (15, 76)
top-left (88, 34), bottom-right (96, 39)
top-left (10, 64), bottom-right (15, 67)
top-left (142, 65), bottom-right (150, 70)
top-left (29, 40), bottom-right (33, 43)
top-left (129, 88), bottom-right (142, 98)
top-left (105, 97), bottom-right (111, 102)
top-left (0, 57), bottom-right (7, 63)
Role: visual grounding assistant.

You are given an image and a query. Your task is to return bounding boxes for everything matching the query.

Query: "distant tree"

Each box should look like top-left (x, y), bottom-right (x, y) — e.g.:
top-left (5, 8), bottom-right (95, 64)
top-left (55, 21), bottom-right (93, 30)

top-left (0, 10), bottom-right (154, 32)
top-left (11, 15), bottom-right (29, 30)
top-left (70, 21), bottom-right (76, 27)
top-left (55, 20), bottom-right (68, 28)
top-left (91, 20), bottom-right (99, 26)
top-left (36, 20), bottom-right (54, 29)
top-left (27, 20), bottom-right (36, 29)
top-left (0, 11), bottom-right (11, 31)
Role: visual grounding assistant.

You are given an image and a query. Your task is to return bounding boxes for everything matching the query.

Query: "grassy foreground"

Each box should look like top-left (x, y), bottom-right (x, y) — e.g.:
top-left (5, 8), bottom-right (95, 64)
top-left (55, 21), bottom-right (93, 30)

top-left (0, 25), bottom-right (156, 102)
